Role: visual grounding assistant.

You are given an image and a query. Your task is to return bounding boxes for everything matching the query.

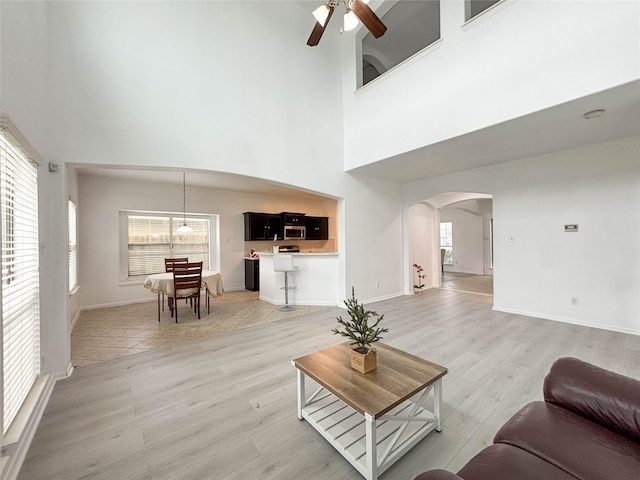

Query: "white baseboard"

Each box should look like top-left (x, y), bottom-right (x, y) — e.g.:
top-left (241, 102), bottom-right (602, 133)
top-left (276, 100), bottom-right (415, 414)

top-left (69, 308), bottom-right (82, 332)
top-left (1, 370), bottom-right (66, 480)
top-left (492, 305), bottom-right (640, 336)
top-left (258, 294), bottom-right (339, 307)
top-left (364, 291), bottom-right (405, 304)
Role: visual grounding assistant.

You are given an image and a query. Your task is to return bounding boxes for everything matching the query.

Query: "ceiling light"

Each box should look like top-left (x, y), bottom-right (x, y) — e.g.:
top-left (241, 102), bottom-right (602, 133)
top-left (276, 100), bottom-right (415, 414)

top-left (307, 0), bottom-right (386, 46)
top-left (583, 109), bottom-right (605, 120)
top-left (313, 4), bottom-right (331, 25)
top-left (176, 172), bottom-right (193, 234)
top-left (343, 9), bottom-right (359, 31)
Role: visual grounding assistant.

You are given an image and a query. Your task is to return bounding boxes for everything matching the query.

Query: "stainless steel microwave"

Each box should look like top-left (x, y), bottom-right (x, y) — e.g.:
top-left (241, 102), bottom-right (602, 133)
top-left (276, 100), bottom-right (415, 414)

top-left (284, 226), bottom-right (305, 240)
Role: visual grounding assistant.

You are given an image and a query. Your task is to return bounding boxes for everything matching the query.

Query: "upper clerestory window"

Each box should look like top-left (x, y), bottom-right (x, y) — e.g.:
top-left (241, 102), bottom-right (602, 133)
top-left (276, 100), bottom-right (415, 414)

top-left (465, 0), bottom-right (502, 21)
top-left (360, 0), bottom-right (441, 87)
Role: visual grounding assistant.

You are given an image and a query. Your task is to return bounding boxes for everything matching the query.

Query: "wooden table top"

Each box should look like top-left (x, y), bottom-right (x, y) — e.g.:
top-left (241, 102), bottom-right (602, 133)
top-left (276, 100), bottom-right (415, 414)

top-left (292, 342), bottom-right (447, 418)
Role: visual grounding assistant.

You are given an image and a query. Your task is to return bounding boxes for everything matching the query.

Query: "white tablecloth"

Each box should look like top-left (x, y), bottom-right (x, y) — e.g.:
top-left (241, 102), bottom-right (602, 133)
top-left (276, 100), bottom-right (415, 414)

top-left (143, 270), bottom-right (224, 298)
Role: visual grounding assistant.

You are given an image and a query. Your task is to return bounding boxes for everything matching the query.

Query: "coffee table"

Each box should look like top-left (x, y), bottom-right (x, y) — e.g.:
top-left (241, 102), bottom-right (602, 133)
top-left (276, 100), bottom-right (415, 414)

top-left (292, 342), bottom-right (447, 480)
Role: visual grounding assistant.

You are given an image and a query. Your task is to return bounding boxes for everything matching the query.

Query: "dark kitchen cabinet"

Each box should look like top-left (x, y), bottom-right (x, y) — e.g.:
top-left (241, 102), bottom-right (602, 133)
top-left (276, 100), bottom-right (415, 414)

top-left (244, 213), bottom-right (282, 241)
top-left (245, 258), bottom-right (259, 291)
top-left (281, 212), bottom-right (306, 225)
top-left (305, 216), bottom-right (329, 240)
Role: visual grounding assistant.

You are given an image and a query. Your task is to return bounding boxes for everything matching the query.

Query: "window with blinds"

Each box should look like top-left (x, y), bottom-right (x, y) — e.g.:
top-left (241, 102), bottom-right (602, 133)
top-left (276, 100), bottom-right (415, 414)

top-left (68, 200), bottom-right (77, 292)
top-left (127, 214), bottom-right (209, 277)
top-left (1, 130), bottom-right (40, 435)
top-left (440, 221), bottom-right (453, 265)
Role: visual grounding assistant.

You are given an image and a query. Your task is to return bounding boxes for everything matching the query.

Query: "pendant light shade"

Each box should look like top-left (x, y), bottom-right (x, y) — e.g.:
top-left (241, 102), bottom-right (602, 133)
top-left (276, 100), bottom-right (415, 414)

top-left (343, 8), bottom-right (358, 31)
top-left (313, 4), bottom-right (331, 25)
top-left (177, 172), bottom-right (193, 234)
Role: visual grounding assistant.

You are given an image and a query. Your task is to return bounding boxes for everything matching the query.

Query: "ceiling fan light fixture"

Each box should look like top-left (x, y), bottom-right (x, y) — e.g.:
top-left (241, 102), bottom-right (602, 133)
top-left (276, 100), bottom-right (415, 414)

top-left (313, 4), bottom-right (331, 25)
top-left (343, 9), bottom-right (359, 31)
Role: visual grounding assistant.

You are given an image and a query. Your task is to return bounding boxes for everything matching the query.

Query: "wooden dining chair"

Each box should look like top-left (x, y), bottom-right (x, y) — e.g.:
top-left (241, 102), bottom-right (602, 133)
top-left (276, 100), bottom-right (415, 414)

top-left (164, 257), bottom-right (188, 314)
top-left (171, 261), bottom-right (203, 323)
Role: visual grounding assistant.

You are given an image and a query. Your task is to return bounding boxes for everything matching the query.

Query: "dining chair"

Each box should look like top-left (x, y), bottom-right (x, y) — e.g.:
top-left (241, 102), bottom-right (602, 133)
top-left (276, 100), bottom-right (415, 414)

top-left (164, 257), bottom-right (188, 314)
top-left (171, 261), bottom-right (203, 323)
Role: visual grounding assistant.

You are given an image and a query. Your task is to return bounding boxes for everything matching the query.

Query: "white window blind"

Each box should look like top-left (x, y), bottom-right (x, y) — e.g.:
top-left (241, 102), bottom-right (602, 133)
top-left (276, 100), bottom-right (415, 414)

top-left (440, 221), bottom-right (453, 265)
top-left (127, 214), bottom-right (209, 277)
top-left (1, 132), bottom-right (40, 435)
top-left (68, 200), bottom-right (77, 292)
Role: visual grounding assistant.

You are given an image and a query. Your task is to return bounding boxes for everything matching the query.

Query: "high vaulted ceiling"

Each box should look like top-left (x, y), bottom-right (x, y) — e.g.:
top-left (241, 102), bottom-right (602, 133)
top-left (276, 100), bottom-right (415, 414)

top-left (75, 2), bottom-right (640, 197)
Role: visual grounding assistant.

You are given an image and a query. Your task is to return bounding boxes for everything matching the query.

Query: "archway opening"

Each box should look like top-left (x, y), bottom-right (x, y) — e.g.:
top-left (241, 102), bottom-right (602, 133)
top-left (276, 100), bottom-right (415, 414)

top-left (408, 192), bottom-right (494, 296)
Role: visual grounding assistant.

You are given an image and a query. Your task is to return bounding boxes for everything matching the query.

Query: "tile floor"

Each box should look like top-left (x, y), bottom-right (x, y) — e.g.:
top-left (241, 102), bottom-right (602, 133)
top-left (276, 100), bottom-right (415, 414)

top-left (71, 290), bottom-right (327, 367)
top-left (440, 272), bottom-right (493, 295)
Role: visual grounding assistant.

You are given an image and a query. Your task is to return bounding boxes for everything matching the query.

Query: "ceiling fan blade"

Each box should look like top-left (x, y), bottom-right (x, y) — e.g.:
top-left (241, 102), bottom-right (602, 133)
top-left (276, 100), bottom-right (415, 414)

top-left (307, 5), bottom-right (335, 46)
top-left (351, 0), bottom-right (387, 38)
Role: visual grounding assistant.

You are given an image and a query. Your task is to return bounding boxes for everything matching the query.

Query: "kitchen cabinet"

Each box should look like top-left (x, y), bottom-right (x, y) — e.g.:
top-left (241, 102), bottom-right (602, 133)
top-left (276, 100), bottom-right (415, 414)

top-left (305, 216), bottom-right (329, 240)
top-left (244, 213), bottom-right (282, 241)
top-left (281, 212), bottom-right (306, 225)
top-left (245, 258), bottom-right (259, 291)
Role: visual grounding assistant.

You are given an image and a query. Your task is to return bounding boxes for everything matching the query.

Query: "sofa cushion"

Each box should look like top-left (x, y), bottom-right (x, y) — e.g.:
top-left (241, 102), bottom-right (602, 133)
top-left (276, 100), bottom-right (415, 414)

top-left (413, 469), bottom-right (464, 480)
top-left (495, 401), bottom-right (640, 480)
top-left (544, 357), bottom-right (640, 443)
top-left (455, 443), bottom-right (577, 480)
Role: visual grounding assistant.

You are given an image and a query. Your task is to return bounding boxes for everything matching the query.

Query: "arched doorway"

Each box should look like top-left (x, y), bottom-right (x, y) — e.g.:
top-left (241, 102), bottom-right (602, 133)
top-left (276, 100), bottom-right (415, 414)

top-left (408, 192), bottom-right (493, 296)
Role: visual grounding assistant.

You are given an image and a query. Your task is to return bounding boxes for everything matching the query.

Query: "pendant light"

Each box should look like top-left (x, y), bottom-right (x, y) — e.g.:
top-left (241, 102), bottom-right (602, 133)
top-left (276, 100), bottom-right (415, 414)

top-left (176, 172), bottom-right (193, 234)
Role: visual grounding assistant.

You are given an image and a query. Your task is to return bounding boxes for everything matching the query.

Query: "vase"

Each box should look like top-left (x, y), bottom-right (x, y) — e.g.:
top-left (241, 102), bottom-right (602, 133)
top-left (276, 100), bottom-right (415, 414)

top-left (351, 347), bottom-right (377, 374)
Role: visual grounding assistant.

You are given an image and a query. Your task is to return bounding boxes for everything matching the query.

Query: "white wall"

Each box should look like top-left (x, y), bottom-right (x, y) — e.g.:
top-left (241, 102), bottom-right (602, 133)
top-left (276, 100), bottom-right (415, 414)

top-left (77, 173), bottom-right (340, 308)
top-left (440, 207), bottom-right (484, 275)
top-left (0, 1), bottom-right (71, 375)
top-left (407, 202), bottom-right (437, 290)
top-left (45, 0), bottom-right (405, 305)
top-left (343, 0), bottom-right (640, 169)
top-left (404, 135), bottom-right (640, 335)
top-left (46, 1), bottom-right (346, 197)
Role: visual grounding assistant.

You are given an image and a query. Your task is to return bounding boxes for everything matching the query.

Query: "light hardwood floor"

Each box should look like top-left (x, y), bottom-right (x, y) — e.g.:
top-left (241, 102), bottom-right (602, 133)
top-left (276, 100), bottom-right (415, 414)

top-left (20, 289), bottom-right (640, 480)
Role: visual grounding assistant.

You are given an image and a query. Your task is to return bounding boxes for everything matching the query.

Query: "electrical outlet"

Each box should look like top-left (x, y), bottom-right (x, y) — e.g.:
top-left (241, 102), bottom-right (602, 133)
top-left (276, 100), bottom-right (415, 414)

top-left (570, 297), bottom-right (579, 306)
top-left (376, 281), bottom-right (380, 288)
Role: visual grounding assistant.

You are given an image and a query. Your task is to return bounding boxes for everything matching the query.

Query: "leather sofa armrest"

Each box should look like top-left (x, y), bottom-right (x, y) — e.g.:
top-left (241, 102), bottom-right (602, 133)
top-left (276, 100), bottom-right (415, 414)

top-left (543, 357), bottom-right (640, 442)
top-left (413, 469), bottom-right (465, 480)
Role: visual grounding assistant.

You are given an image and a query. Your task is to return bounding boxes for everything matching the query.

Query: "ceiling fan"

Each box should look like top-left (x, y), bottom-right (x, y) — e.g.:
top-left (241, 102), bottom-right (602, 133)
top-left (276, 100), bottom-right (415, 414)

top-left (307, 0), bottom-right (387, 47)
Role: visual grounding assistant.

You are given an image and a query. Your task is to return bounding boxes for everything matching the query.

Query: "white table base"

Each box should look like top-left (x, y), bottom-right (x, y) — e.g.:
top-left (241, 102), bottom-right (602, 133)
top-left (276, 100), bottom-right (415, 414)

top-left (294, 368), bottom-right (443, 480)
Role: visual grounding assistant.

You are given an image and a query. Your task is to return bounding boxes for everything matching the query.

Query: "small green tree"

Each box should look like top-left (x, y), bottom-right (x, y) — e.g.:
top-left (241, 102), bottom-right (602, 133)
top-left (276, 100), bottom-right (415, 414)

top-left (333, 287), bottom-right (388, 354)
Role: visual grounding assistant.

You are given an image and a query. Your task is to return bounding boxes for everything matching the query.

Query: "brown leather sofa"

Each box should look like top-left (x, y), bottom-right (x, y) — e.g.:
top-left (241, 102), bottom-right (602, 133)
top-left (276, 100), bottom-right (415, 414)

top-left (414, 357), bottom-right (640, 480)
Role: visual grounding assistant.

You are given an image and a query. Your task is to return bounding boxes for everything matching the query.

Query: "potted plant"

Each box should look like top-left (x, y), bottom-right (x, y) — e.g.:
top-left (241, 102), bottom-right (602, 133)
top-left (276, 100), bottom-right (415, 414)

top-left (332, 287), bottom-right (388, 373)
top-left (413, 263), bottom-right (426, 293)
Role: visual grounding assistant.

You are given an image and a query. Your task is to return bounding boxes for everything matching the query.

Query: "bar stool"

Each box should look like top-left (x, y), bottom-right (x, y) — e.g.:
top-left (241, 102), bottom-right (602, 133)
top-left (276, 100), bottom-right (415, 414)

top-left (273, 254), bottom-right (296, 312)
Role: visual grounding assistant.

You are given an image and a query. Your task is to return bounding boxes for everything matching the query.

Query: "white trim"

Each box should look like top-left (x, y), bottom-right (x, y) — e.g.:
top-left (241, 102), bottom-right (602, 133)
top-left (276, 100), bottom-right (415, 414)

top-left (69, 306), bottom-right (82, 333)
top-left (362, 291), bottom-right (405, 304)
top-left (492, 306), bottom-right (640, 336)
top-left (0, 371), bottom-right (63, 480)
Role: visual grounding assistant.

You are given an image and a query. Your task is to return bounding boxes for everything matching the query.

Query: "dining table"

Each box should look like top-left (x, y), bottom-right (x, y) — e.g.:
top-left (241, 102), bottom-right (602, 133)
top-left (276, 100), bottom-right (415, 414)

top-left (143, 270), bottom-right (224, 321)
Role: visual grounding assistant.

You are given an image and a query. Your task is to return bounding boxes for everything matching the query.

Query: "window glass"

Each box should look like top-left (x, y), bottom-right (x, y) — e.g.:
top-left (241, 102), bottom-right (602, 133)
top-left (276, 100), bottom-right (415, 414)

top-left (1, 131), bottom-right (40, 434)
top-left (466, 0), bottom-right (501, 21)
top-left (360, 0), bottom-right (441, 86)
top-left (127, 213), bottom-right (210, 277)
top-left (440, 221), bottom-right (453, 265)
top-left (68, 200), bottom-right (77, 292)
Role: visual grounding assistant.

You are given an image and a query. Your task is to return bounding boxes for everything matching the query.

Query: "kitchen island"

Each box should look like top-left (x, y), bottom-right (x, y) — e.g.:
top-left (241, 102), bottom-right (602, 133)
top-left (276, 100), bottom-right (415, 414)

top-left (259, 252), bottom-right (339, 306)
